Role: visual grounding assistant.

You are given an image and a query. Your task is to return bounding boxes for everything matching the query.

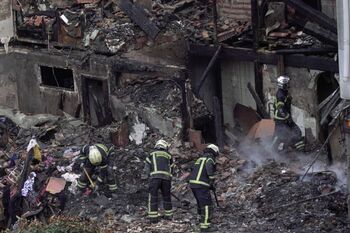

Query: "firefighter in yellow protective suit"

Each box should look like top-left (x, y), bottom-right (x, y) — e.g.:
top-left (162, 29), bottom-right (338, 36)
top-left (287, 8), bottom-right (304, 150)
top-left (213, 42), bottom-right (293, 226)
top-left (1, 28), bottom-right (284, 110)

top-left (145, 139), bottom-right (173, 223)
top-left (189, 144), bottom-right (219, 232)
top-left (77, 144), bottom-right (117, 195)
top-left (274, 75), bottom-right (305, 152)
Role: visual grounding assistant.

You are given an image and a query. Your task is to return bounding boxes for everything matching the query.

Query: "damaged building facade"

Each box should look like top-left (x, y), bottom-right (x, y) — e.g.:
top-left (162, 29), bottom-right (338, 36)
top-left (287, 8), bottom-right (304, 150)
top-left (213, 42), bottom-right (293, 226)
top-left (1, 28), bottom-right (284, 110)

top-left (0, 0), bottom-right (347, 161)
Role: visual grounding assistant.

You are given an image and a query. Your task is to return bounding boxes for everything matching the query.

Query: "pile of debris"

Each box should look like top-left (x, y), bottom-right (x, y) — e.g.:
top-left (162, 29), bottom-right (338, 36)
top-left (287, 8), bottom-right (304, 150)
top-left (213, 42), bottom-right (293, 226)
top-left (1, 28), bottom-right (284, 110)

top-left (14, 0), bottom-right (250, 53)
top-left (262, 0), bottom-right (337, 51)
top-left (0, 111), bottom-right (349, 232)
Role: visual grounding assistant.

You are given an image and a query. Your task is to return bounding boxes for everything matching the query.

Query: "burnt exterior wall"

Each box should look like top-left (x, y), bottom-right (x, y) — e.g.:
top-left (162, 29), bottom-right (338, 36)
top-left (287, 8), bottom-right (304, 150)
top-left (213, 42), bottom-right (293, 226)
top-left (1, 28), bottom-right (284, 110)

top-left (0, 52), bottom-right (18, 109)
top-left (0, 50), bottom-right (110, 117)
top-left (14, 51), bottom-right (81, 116)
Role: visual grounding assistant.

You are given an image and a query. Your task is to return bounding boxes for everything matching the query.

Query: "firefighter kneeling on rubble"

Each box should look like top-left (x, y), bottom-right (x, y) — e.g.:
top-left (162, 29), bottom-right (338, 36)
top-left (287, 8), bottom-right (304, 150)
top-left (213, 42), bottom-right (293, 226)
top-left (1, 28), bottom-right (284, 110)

top-left (77, 144), bottom-right (117, 196)
top-left (189, 144), bottom-right (219, 232)
top-left (144, 139), bottom-right (173, 223)
top-left (274, 75), bottom-right (305, 152)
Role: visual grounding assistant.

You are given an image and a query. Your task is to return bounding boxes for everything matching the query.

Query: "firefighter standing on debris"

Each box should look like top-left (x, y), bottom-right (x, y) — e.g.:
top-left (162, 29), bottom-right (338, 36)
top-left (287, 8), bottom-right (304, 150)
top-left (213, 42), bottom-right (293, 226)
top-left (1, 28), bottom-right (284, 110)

top-left (77, 144), bottom-right (117, 195)
top-left (144, 139), bottom-right (173, 223)
top-left (189, 144), bottom-right (219, 232)
top-left (274, 75), bottom-right (305, 152)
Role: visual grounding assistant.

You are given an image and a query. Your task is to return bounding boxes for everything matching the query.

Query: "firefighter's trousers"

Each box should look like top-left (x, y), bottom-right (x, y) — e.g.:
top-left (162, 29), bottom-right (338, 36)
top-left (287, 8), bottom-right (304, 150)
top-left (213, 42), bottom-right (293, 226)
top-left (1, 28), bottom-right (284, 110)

top-left (148, 178), bottom-right (173, 219)
top-left (191, 187), bottom-right (213, 230)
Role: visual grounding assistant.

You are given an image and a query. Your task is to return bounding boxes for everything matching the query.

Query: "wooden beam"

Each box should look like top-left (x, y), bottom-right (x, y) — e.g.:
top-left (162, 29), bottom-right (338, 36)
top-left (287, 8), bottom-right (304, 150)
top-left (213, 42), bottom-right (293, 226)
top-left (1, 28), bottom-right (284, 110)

top-left (277, 55), bottom-right (285, 75)
top-left (213, 96), bottom-right (224, 149)
top-left (119, 0), bottom-right (160, 40)
top-left (303, 21), bottom-right (338, 47)
top-left (251, 0), bottom-right (259, 49)
top-left (283, 0), bottom-right (337, 33)
top-left (196, 45), bottom-right (222, 94)
top-left (247, 82), bottom-right (269, 119)
top-left (275, 47), bottom-right (337, 55)
top-left (188, 44), bottom-right (339, 72)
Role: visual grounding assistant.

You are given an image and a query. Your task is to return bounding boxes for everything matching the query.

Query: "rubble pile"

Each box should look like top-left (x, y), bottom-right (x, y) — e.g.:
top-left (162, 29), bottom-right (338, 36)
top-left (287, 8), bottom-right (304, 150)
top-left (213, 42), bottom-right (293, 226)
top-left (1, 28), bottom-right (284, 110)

top-left (114, 79), bottom-right (183, 118)
top-left (15, 0), bottom-right (251, 53)
top-left (0, 115), bottom-right (349, 232)
top-left (228, 161), bottom-right (349, 233)
top-left (152, 0), bottom-right (250, 44)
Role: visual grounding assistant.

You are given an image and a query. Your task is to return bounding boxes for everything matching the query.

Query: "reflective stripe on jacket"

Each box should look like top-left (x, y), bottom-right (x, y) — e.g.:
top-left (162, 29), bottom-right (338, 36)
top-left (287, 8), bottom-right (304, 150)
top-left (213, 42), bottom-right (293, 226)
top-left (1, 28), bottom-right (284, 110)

top-left (189, 154), bottom-right (216, 188)
top-left (146, 150), bottom-right (173, 180)
top-left (274, 88), bottom-right (292, 122)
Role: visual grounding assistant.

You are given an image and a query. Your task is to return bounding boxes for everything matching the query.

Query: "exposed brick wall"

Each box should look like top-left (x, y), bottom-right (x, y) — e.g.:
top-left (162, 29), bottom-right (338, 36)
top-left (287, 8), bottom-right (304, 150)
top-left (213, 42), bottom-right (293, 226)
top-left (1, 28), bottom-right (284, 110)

top-left (217, 0), bottom-right (251, 22)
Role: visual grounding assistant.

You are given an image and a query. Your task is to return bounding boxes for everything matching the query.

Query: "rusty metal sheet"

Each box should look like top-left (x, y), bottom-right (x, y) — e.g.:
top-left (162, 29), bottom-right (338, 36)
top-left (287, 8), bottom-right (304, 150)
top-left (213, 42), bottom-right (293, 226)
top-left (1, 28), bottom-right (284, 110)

top-left (233, 103), bottom-right (260, 134)
top-left (247, 119), bottom-right (275, 140)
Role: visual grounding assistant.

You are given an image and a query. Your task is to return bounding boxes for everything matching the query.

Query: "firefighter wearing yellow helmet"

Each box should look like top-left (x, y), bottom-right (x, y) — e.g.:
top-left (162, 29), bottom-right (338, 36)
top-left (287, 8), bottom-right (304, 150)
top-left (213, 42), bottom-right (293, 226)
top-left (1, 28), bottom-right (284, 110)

top-left (77, 144), bottom-right (117, 195)
top-left (144, 139), bottom-right (173, 223)
top-left (189, 144), bottom-right (219, 232)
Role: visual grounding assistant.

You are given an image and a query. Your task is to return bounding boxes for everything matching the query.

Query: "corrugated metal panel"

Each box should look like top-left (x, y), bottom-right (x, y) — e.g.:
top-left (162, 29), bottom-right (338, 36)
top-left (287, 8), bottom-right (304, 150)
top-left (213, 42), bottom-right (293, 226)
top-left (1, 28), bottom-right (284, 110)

top-left (221, 60), bottom-right (256, 128)
top-left (218, 0), bottom-right (251, 21)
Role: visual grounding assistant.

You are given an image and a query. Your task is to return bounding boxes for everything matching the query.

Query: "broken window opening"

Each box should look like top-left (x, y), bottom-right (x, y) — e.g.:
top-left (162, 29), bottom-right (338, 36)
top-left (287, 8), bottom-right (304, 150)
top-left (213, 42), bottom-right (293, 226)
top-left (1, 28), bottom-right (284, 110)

top-left (40, 66), bottom-right (74, 91)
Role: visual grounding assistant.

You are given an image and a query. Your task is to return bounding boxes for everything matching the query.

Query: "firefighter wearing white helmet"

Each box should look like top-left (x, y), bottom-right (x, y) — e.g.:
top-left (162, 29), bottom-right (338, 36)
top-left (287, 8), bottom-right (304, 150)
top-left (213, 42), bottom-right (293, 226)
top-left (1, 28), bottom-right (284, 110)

top-left (274, 75), bottom-right (305, 152)
top-left (145, 139), bottom-right (173, 223)
top-left (77, 144), bottom-right (117, 196)
top-left (189, 144), bottom-right (219, 232)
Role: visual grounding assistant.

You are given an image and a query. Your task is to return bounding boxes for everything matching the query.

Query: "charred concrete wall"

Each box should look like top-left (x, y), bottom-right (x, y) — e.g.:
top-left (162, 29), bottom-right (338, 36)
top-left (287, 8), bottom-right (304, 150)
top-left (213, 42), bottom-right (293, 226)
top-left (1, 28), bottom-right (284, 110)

top-left (0, 52), bottom-right (18, 109)
top-left (0, 50), bottom-right (110, 118)
top-left (13, 51), bottom-right (81, 116)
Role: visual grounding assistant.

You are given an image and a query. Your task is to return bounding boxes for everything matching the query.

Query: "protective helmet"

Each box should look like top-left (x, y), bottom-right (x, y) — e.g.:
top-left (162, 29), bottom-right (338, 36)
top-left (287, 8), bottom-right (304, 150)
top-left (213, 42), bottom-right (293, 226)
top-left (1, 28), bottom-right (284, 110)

top-left (207, 144), bottom-right (219, 155)
top-left (155, 139), bottom-right (169, 150)
top-left (88, 146), bottom-right (102, 165)
top-left (277, 75), bottom-right (290, 89)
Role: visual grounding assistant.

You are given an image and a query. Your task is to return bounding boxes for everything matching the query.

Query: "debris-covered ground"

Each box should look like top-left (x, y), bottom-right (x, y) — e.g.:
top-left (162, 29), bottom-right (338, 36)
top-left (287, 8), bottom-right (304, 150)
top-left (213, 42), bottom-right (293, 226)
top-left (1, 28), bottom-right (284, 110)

top-left (0, 108), bottom-right (349, 233)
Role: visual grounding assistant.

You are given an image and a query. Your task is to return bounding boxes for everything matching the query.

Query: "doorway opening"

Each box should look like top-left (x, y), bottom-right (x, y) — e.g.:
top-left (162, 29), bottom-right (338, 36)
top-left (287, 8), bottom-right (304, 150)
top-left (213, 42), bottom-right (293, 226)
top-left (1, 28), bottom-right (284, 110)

top-left (82, 76), bottom-right (112, 126)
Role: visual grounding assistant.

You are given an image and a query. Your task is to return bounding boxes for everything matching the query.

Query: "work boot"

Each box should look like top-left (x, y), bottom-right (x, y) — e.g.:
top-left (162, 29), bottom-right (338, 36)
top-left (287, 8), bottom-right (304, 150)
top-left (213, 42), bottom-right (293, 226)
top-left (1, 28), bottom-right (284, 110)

top-left (200, 225), bottom-right (218, 232)
top-left (163, 215), bottom-right (173, 220)
top-left (149, 217), bottom-right (159, 224)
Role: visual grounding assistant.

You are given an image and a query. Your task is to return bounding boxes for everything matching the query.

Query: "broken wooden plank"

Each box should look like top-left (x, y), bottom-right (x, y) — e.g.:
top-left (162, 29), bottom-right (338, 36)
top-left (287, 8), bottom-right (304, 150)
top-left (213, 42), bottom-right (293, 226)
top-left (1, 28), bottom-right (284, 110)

top-left (275, 47), bottom-right (338, 55)
top-left (119, 0), bottom-right (160, 40)
top-left (188, 44), bottom-right (339, 73)
top-left (251, 0), bottom-right (259, 49)
top-left (284, 0), bottom-right (337, 33)
top-left (173, 0), bottom-right (195, 13)
top-left (196, 45), bottom-right (222, 94)
top-left (303, 21), bottom-right (338, 47)
top-left (247, 82), bottom-right (270, 119)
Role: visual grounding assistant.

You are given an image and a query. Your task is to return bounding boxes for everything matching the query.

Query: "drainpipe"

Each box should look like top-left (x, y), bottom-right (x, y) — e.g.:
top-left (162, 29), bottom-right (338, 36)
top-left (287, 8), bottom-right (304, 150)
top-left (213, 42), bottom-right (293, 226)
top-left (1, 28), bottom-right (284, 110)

top-left (337, 0), bottom-right (350, 100)
top-left (337, 0), bottom-right (350, 221)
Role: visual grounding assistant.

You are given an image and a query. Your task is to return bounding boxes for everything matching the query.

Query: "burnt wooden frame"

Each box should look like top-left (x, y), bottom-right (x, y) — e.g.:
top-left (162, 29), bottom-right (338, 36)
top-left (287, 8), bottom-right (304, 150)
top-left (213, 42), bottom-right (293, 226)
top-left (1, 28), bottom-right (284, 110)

top-left (188, 44), bottom-right (339, 73)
